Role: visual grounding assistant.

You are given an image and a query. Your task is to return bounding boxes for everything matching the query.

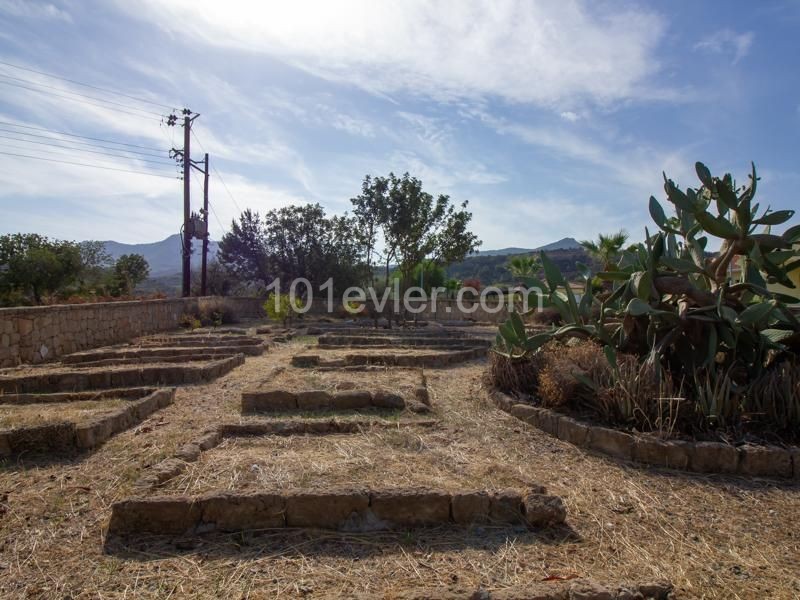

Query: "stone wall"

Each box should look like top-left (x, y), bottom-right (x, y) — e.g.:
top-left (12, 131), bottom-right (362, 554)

top-left (0, 296), bottom-right (264, 367)
top-left (306, 298), bottom-right (510, 324)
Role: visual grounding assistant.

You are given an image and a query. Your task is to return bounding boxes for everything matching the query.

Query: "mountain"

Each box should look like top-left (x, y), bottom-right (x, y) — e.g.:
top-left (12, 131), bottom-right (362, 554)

top-left (477, 237), bottom-right (581, 257)
top-left (101, 234), bottom-right (219, 277)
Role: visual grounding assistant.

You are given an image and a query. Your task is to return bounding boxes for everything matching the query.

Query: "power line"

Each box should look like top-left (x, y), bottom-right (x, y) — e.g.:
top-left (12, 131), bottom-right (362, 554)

top-left (0, 79), bottom-right (162, 120)
top-left (0, 150), bottom-right (179, 179)
top-left (191, 129), bottom-right (243, 215)
top-left (0, 137), bottom-right (174, 166)
top-left (0, 120), bottom-right (165, 151)
top-left (0, 129), bottom-right (169, 159)
top-left (0, 72), bottom-right (166, 117)
top-left (0, 58), bottom-right (176, 110)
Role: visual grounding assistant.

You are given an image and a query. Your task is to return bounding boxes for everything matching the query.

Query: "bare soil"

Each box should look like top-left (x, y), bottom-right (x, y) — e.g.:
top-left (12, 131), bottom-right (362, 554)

top-left (0, 339), bottom-right (798, 598)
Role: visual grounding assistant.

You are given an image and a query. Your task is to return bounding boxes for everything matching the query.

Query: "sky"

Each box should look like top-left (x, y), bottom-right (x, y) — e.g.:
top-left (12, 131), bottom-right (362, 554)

top-left (0, 0), bottom-right (798, 249)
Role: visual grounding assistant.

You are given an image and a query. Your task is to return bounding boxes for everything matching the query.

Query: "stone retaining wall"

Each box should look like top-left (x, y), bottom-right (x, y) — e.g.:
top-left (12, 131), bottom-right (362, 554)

top-left (0, 296), bottom-right (265, 368)
top-left (492, 390), bottom-right (800, 480)
top-left (108, 486), bottom-right (565, 535)
top-left (0, 387), bottom-right (174, 457)
top-left (291, 347), bottom-right (486, 369)
top-left (0, 354), bottom-right (245, 394)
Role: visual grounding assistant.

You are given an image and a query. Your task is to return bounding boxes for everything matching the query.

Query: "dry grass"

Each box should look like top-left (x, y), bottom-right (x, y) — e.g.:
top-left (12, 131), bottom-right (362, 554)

top-left (160, 425), bottom-right (542, 495)
top-left (261, 366), bottom-right (423, 400)
top-left (0, 398), bottom-right (129, 427)
top-left (0, 337), bottom-right (798, 598)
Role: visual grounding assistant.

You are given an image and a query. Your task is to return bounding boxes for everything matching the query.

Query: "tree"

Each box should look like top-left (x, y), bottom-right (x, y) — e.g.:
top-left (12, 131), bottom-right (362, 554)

top-left (113, 254), bottom-right (149, 296)
top-left (77, 241), bottom-right (113, 292)
top-left (506, 254), bottom-right (541, 281)
top-left (0, 234), bottom-right (82, 304)
top-left (579, 230), bottom-right (629, 271)
top-left (352, 172), bottom-right (481, 291)
top-left (219, 204), bottom-right (365, 295)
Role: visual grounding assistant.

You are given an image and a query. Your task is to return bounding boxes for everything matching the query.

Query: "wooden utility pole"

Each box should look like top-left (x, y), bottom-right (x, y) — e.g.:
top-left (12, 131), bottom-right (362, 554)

top-left (181, 115), bottom-right (191, 297)
top-left (201, 152), bottom-right (210, 296)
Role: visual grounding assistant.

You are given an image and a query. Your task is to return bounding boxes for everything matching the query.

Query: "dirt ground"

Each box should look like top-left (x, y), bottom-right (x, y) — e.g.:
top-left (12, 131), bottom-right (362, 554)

top-left (1, 339), bottom-right (799, 598)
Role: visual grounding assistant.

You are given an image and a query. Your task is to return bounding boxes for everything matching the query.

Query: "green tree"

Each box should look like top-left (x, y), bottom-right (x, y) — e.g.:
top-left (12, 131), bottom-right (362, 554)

top-left (0, 234), bottom-right (82, 304)
top-left (77, 241), bottom-right (113, 292)
top-left (113, 254), bottom-right (150, 296)
top-left (352, 172), bottom-right (481, 291)
top-left (579, 230), bottom-right (629, 270)
top-left (219, 204), bottom-right (365, 295)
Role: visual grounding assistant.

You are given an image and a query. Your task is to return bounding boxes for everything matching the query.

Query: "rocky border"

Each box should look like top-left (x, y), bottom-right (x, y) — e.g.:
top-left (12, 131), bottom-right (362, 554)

top-left (62, 343), bottom-right (264, 364)
top-left (241, 367), bottom-right (430, 414)
top-left (108, 485), bottom-right (566, 536)
top-left (0, 387), bottom-right (175, 457)
top-left (491, 390), bottom-right (800, 480)
top-left (0, 386), bottom-right (157, 405)
top-left (0, 354), bottom-right (245, 394)
top-left (317, 333), bottom-right (491, 349)
top-left (291, 346), bottom-right (486, 369)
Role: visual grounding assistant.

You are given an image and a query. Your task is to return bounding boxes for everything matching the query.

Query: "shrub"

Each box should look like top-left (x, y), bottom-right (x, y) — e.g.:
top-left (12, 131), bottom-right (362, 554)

top-left (263, 292), bottom-right (303, 324)
top-left (179, 313), bottom-right (201, 330)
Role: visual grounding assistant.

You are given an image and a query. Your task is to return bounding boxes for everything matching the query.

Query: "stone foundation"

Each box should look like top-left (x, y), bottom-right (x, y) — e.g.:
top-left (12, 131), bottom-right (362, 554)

top-left (107, 486), bottom-right (565, 535)
top-left (0, 387), bottom-right (175, 457)
top-left (493, 390), bottom-right (800, 480)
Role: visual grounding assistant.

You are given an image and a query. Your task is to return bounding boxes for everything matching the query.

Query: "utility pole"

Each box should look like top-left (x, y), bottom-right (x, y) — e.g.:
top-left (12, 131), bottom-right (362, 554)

top-left (182, 114), bottom-right (191, 297)
top-left (201, 152), bottom-right (210, 296)
top-left (168, 109), bottom-right (199, 298)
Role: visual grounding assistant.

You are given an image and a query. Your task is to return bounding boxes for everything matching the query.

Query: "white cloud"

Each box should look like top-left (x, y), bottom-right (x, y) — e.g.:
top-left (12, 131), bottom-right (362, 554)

top-left (122, 0), bottom-right (668, 108)
top-left (0, 0), bottom-right (72, 22)
top-left (694, 30), bottom-right (754, 64)
top-left (559, 111), bottom-right (580, 122)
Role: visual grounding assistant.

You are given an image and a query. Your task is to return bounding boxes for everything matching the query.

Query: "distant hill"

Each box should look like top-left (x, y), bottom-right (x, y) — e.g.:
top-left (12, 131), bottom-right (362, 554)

top-left (477, 237), bottom-right (581, 257)
top-left (101, 234), bottom-right (219, 277)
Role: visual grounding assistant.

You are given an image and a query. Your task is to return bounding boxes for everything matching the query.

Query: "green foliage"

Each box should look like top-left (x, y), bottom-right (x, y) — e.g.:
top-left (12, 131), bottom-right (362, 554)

top-left (578, 230), bottom-right (628, 270)
top-left (112, 254), bottom-right (150, 296)
top-left (0, 233), bottom-right (82, 304)
top-left (219, 205), bottom-right (366, 295)
top-left (352, 172), bottom-right (481, 291)
top-left (494, 161), bottom-right (800, 439)
top-left (506, 254), bottom-right (541, 280)
top-left (263, 292), bottom-right (303, 324)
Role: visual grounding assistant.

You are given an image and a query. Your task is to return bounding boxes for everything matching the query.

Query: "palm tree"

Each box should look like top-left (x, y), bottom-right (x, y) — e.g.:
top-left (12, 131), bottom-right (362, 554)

top-left (506, 254), bottom-right (542, 281)
top-left (579, 230), bottom-right (629, 270)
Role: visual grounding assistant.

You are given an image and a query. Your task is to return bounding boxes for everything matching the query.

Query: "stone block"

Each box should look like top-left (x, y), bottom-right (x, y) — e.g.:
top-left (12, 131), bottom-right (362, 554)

top-left (738, 445), bottom-right (792, 478)
top-left (241, 389), bottom-right (297, 412)
top-left (332, 390), bottom-right (373, 409)
top-left (200, 492), bottom-right (285, 531)
top-left (369, 489), bottom-right (451, 526)
top-left (632, 436), bottom-right (691, 470)
top-left (451, 491), bottom-right (491, 524)
top-left (17, 319), bottom-right (33, 336)
top-left (108, 496), bottom-right (202, 535)
top-left (689, 441), bottom-right (740, 474)
top-left (296, 390), bottom-right (332, 410)
top-left (489, 489), bottom-right (525, 524)
top-left (523, 493), bottom-right (566, 527)
top-left (587, 427), bottom-right (634, 460)
top-left (373, 390), bottom-right (405, 409)
top-left (557, 416), bottom-right (589, 446)
top-left (537, 409), bottom-right (562, 437)
top-left (285, 490), bottom-right (368, 529)
top-left (510, 403), bottom-right (539, 427)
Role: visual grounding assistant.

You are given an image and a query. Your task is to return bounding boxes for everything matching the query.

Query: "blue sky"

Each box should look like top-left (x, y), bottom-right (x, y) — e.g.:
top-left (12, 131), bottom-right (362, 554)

top-left (0, 0), bottom-right (798, 249)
